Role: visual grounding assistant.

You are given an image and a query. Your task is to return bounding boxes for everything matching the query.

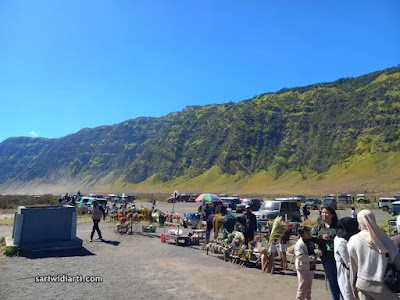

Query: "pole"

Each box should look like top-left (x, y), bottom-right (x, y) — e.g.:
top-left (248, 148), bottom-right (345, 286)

top-left (172, 192), bottom-right (176, 214)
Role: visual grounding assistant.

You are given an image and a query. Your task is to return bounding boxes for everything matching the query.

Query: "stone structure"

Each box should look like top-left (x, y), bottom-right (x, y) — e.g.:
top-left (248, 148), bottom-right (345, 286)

top-left (6, 205), bottom-right (82, 253)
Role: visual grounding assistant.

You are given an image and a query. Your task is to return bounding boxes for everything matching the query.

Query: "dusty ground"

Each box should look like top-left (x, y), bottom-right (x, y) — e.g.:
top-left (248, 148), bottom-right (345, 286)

top-left (0, 205), bottom-right (394, 300)
top-left (0, 227), bottom-right (330, 300)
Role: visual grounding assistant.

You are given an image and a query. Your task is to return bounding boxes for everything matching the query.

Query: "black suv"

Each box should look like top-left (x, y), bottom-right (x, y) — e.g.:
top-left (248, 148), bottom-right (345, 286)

top-left (236, 198), bottom-right (262, 213)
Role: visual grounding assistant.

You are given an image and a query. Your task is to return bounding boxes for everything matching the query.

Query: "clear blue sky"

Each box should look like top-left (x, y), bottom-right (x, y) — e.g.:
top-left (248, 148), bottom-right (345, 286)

top-left (0, 1), bottom-right (399, 142)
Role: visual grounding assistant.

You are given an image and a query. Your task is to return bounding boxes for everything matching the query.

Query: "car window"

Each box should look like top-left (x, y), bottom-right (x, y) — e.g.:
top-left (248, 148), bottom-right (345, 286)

top-left (290, 202), bottom-right (299, 211)
top-left (280, 202), bottom-right (290, 212)
top-left (261, 201), bottom-right (280, 211)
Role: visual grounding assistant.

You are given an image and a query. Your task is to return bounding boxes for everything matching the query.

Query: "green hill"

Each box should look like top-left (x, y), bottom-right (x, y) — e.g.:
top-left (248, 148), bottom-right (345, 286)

top-left (1, 66), bottom-right (400, 195)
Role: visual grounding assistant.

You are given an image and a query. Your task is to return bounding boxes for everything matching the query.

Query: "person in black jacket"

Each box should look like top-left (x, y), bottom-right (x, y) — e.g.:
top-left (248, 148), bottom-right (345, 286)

top-left (242, 205), bottom-right (257, 247)
top-left (311, 206), bottom-right (340, 300)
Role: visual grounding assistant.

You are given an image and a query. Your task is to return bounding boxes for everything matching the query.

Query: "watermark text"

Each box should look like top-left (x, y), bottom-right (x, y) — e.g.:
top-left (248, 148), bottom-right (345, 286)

top-left (35, 274), bottom-right (103, 283)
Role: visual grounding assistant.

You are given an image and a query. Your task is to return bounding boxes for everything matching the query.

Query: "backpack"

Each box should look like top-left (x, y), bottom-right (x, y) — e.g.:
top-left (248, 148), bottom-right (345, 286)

top-left (384, 254), bottom-right (400, 293)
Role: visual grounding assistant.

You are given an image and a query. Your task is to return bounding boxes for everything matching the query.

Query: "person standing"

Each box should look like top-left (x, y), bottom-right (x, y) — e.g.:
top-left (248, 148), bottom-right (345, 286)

top-left (351, 207), bottom-right (357, 219)
top-left (242, 205), bottom-right (257, 247)
top-left (311, 206), bottom-right (341, 300)
top-left (348, 210), bottom-right (400, 300)
top-left (303, 205), bottom-right (310, 220)
top-left (295, 226), bottom-right (316, 300)
top-left (334, 217), bottom-right (359, 300)
top-left (90, 200), bottom-right (106, 242)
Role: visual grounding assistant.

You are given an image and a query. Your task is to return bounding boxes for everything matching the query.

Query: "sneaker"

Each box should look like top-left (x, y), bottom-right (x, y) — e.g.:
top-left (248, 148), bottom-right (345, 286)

top-left (89, 239), bottom-right (93, 242)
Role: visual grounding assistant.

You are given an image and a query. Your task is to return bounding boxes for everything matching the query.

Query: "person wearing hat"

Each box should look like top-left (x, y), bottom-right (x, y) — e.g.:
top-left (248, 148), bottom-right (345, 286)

top-left (295, 226), bottom-right (316, 300)
top-left (242, 205), bottom-right (257, 247)
top-left (334, 217), bottom-right (359, 300)
top-left (90, 200), bottom-right (106, 242)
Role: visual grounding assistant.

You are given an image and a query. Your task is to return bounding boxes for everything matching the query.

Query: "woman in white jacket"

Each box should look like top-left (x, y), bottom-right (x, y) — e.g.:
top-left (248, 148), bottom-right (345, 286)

top-left (295, 226), bottom-right (316, 300)
top-left (348, 210), bottom-right (400, 300)
top-left (334, 217), bottom-right (359, 300)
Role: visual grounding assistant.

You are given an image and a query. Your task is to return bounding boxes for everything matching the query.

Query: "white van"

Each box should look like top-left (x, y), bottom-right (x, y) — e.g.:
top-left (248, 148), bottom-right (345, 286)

top-left (378, 197), bottom-right (396, 212)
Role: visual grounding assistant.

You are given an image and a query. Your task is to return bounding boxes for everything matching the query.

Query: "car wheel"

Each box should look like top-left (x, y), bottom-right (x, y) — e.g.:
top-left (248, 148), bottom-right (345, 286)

top-left (383, 206), bottom-right (389, 212)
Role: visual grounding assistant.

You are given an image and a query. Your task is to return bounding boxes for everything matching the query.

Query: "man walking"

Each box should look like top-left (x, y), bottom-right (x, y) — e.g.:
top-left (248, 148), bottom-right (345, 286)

top-left (90, 200), bottom-right (106, 242)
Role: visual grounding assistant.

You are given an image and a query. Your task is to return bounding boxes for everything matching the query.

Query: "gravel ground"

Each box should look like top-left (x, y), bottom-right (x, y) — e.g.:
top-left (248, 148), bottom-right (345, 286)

top-left (0, 206), bottom-right (393, 300)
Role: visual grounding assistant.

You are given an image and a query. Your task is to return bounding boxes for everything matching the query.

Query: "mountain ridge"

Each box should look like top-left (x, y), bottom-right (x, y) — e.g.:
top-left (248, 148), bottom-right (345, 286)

top-left (1, 66), bottom-right (400, 195)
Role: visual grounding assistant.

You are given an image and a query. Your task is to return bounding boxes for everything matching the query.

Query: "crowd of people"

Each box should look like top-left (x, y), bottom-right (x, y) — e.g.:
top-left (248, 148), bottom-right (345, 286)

top-left (84, 197), bottom-right (400, 300)
top-left (295, 206), bottom-right (400, 300)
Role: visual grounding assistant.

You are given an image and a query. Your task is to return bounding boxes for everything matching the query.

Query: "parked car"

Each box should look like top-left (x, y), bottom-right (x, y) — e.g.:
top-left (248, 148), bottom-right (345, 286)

top-left (356, 194), bottom-right (370, 204)
top-left (253, 199), bottom-right (301, 224)
top-left (167, 196), bottom-right (176, 203)
top-left (221, 197), bottom-right (242, 211)
top-left (76, 196), bottom-right (91, 207)
top-left (378, 197), bottom-right (397, 212)
top-left (236, 199), bottom-right (262, 213)
top-left (189, 194), bottom-right (199, 202)
top-left (322, 194), bottom-right (337, 210)
top-left (167, 194), bottom-right (190, 203)
top-left (218, 194), bottom-right (229, 198)
top-left (180, 194), bottom-right (191, 202)
top-left (338, 194), bottom-right (353, 204)
top-left (305, 198), bottom-right (321, 210)
top-left (85, 198), bottom-right (108, 210)
top-left (392, 201), bottom-right (400, 216)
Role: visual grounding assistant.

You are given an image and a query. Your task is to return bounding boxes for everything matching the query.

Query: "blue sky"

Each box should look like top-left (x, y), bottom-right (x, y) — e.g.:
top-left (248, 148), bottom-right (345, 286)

top-left (0, 1), bottom-right (399, 142)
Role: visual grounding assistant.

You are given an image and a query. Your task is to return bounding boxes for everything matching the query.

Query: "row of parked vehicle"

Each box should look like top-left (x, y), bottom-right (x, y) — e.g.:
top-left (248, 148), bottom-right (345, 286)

top-left (167, 193), bottom-right (199, 203)
top-left (59, 194), bottom-right (110, 213)
top-left (218, 196), bottom-right (301, 223)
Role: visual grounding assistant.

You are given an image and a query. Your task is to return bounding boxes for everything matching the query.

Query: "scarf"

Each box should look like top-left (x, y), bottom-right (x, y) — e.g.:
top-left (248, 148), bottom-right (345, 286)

top-left (357, 210), bottom-right (389, 254)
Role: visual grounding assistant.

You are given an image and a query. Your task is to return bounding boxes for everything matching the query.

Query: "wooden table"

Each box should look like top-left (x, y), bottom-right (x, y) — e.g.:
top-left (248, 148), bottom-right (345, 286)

top-left (163, 222), bottom-right (191, 246)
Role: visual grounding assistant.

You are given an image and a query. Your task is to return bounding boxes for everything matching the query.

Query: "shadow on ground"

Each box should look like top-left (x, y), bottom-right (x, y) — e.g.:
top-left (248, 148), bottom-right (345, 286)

top-left (99, 239), bottom-right (121, 246)
top-left (21, 247), bottom-right (96, 259)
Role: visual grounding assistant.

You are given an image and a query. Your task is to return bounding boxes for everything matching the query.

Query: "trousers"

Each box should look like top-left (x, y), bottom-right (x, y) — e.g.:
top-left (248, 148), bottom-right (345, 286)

top-left (296, 270), bottom-right (314, 300)
top-left (91, 219), bottom-right (102, 239)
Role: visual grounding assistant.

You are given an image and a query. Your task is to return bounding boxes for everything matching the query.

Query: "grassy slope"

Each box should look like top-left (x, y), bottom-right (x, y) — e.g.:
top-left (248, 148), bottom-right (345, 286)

top-left (107, 151), bottom-right (400, 196)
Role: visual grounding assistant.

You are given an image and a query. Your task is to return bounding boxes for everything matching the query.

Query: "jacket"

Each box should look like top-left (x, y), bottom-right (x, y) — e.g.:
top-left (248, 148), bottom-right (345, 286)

top-left (311, 222), bottom-right (338, 261)
top-left (243, 213), bottom-right (257, 233)
top-left (295, 237), bottom-right (316, 271)
top-left (92, 204), bottom-right (105, 220)
top-left (334, 236), bottom-right (355, 300)
top-left (348, 232), bottom-right (400, 293)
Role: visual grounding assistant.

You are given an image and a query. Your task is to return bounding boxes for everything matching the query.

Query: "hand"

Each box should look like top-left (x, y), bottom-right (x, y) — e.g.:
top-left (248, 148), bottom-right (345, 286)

top-left (322, 234), bottom-right (330, 240)
top-left (353, 290), bottom-right (359, 299)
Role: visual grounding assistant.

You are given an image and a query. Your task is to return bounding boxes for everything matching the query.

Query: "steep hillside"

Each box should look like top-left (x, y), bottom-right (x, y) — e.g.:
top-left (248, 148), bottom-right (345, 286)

top-left (1, 66), bottom-right (400, 195)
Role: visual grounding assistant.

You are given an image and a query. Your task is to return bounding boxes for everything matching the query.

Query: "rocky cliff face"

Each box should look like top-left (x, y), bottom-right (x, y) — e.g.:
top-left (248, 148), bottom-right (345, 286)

top-left (1, 66), bottom-right (399, 193)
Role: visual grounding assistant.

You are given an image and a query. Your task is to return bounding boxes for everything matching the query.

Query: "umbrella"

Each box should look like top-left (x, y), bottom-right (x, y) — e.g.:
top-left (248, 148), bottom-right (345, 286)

top-left (195, 193), bottom-right (221, 203)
